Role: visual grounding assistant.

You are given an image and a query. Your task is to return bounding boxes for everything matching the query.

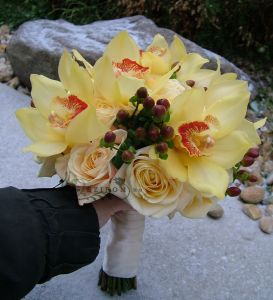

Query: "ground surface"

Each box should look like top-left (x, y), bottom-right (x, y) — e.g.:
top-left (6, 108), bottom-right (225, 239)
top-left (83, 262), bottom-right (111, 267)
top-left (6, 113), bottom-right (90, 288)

top-left (1, 83), bottom-right (273, 300)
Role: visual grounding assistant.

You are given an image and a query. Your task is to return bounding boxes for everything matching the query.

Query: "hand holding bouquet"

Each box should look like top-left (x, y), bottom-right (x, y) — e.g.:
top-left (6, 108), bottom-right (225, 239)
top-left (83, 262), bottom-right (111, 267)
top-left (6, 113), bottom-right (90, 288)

top-left (16, 31), bottom-right (265, 295)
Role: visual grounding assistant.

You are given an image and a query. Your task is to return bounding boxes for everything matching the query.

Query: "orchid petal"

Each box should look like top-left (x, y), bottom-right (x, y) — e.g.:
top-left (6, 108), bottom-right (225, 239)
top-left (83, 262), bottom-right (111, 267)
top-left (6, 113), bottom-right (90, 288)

top-left (58, 49), bottom-right (94, 105)
top-left (188, 157), bottom-right (229, 199)
top-left (30, 74), bottom-right (66, 119)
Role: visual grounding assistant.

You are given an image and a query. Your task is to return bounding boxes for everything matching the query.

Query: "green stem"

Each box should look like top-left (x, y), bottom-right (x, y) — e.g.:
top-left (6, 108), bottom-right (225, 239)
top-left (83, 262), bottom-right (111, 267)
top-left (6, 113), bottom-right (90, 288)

top-left (131, 102), bottom-right (139, 119)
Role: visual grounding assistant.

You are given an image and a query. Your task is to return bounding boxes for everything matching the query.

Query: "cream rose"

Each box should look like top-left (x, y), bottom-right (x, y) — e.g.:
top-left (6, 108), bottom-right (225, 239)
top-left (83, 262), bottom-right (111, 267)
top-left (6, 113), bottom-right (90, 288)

top-left (96, 101), bottom-right (119, 127)
top-left (55, 129), bottom-right (127, 205)
top-left (110, 147), bottom-right (184, 218)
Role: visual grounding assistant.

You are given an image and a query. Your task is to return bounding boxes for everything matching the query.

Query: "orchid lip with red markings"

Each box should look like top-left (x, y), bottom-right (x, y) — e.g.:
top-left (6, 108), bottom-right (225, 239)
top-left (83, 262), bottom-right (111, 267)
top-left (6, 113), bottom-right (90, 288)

top-left (148, 46), bottom-right (167, 57)
top-left (178, 121), bottom-right (216, 157)
top-left (48, 95), bottom-right (88, 128)
top-left (112, 58), bottom-right (149, 79)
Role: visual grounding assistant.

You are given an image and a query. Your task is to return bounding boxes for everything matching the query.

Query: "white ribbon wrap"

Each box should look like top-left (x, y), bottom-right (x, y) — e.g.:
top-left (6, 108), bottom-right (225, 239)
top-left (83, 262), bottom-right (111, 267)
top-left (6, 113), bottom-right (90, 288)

top-left (102, 210), bottom-right (145, 278)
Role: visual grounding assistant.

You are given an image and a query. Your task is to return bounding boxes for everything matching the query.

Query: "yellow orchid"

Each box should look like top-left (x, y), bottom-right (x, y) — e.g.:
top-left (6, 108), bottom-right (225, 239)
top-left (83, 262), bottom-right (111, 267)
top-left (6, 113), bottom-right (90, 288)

top-left (16, 49), bottom-right (108, 157)
top-left (93, 32), bottom-right (183, 105)
top-left (152, 82), bottom-right (259, 199)
top-left (140, 34), bottom-right (211, 101)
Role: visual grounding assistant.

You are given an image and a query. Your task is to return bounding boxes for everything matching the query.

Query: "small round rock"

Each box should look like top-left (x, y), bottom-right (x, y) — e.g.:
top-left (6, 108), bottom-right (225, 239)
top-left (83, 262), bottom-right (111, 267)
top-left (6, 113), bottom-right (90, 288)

top-left (242, 204), bottom-right (262, 220)
top-left (240, 186), bottom-right (265, 204)
top-left (265, 204), bottom-right (273, 217)
top-left (259, 217), bottom-right (273, 234)
top-left (207, 204), bottom-right (224, 219)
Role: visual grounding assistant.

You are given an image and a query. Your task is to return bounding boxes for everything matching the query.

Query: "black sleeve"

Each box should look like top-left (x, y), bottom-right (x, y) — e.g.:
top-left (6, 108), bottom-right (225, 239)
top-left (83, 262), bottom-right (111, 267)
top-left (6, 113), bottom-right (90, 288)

top-left (0, 185), bottom-right (100, 300)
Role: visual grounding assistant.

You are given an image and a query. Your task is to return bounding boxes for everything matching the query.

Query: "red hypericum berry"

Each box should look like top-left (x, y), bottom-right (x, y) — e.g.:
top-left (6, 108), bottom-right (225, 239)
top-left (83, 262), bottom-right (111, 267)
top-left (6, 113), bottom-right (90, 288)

top-left (136, 87), bottom-right (148, 99)
top-left (161, 125), bottom-right (174, 140)
top-left (241, 155), bottom-right (255, 167)
top-left (122, 150), bottom-right (134, 163)
top-left (246, 148), bottom-right (259, 158)
top-left (135, 127), bottom-right (146, 140)
top-left (186, 80), bottom-right (195, 87)
top-left (143, 96), bottom-right (155, 109)
top-left (116, 109), bottom-right (129, 122)
top-left (226, 186), bottom-right (241, 197)
top-left (155, 142), bottom-right (168, 154)
top-left (248, 175), bottom-right (258, 183)
top-left (157, 98), bottom-right (170, 109)
top-left (152, 104), bottom-right (166, 118)
top-left (104, 131), bottom-right (116, 144)
top-left (148, 126), bottom-right (160, 142)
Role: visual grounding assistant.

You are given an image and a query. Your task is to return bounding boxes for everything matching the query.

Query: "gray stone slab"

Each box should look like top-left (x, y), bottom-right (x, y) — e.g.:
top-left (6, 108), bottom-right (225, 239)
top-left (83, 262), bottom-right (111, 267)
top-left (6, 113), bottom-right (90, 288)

top-left (7, 16), bottom-right (255, 96)
top-left (1, 83), bottom-right (272, 300)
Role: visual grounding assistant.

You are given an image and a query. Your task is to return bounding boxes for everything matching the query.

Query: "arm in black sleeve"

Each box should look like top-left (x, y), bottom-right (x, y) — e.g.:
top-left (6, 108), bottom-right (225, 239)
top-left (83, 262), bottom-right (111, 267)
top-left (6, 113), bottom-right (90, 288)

top-left (0, 185), bottom-right (100, 300)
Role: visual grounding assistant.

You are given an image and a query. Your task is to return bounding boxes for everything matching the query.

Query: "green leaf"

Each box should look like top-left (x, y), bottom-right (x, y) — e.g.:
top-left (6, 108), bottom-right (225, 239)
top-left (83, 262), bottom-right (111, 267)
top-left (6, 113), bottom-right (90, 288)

top-left (99, 138), bottom-right (106, 147)
top-left (159, 153), bottom-right (168, 160)
top-left (129, 95), bottom-right (138, 107)
top-left (166, 140), bottom-right (174, 149)
top-left (128, 146), bottom-right (136, 153)
top-left (163, 111), bottom-right (170, 123)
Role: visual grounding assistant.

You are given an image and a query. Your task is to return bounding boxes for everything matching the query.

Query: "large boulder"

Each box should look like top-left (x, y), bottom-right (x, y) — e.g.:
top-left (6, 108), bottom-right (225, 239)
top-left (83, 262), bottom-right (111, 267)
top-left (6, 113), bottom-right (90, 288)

top-left (7, 15), bottom-right (255, 93)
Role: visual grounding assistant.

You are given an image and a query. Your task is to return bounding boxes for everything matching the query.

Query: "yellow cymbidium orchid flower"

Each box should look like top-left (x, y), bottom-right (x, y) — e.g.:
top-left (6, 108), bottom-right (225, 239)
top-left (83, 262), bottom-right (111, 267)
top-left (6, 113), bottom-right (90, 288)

top-left (92, 32), bottom-right (185, 106)
top-left (140, 34), bottom-right (210, 100)
top-left (16, 49), bottom-right (108, 157)
top-left (152, 83), bottom-right (261, 199)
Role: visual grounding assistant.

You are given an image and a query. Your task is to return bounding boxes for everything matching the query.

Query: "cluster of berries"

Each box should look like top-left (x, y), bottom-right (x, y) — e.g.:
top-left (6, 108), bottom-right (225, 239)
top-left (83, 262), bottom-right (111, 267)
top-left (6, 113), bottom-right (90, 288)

top-left (100, 87), bottom-right (175, 165)
top-left (226, 147), bottom-right (260, 197)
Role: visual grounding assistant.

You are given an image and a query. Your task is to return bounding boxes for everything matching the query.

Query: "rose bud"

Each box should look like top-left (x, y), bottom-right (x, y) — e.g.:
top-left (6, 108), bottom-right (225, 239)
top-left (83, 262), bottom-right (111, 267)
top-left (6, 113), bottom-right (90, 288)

top-left (248, 175), bottom-right (258, 183)
top-left (116, 109), bottom-right (129, 122)
top-left (156, 98), bottom-right (170, 109)
top-left (226, 186), bottom-right (241, 197)
top-left (136, 87), bottom-right (148, 99)
top-left (143, 96), bottom-right (155, 109)
top-left (246, 147), bottom-right (259, 158)
top-left (122, 150), bottom-right (134, 163)
top-left (104, 131), bottom-right (116, 144)
top-left (135, 127), bottom-right (146, 140)
top-left (186, 80), bottom-right (195, 87)
top-left (241, 155), bottom-right (255, 167)
top-left (152, 104), bottom-right (166, 119)
top-left (155, 142), bottom-right (168, 154)
top-left (148, 126), bottom-right (160, 142)
top-left (161, 125), bottom-right (174, 140)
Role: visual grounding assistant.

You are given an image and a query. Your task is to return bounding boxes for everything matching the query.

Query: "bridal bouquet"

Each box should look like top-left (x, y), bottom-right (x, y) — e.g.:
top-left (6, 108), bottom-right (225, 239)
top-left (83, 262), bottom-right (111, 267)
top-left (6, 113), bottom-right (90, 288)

top-left (16, 31), bottom-right (265, 295)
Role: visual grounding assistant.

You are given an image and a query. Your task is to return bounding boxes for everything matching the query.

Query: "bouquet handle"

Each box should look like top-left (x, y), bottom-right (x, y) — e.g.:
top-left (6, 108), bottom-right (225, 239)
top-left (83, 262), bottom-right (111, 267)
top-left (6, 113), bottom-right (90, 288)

top-left (99, 210), bottom-right (145, 295)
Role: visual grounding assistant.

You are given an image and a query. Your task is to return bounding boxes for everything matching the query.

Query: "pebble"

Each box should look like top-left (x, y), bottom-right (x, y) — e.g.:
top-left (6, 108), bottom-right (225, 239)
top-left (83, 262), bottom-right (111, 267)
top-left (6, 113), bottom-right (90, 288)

top-left (262, 196), bottom-right (273, 205)
top-left (242, 204), bottom-right (262, 220)
top-left (0, 25), bottom-right (10, 36)
top-left (259, 217), bottom-right (273, 234)
top-left (207, 204), bottom-right (224, 219)
top-left (0, 57), bottom-right (13, 82)
top-left (263, 161), bottom-right (273, 175)
top-left (265, 204), bottom-right (273, 217)
top-left (7, 76), bottom-right (19, 89)
top-left (240, 186), bottom-right (265, 204)
top-left (266, 172), bottom-right (273, 185)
